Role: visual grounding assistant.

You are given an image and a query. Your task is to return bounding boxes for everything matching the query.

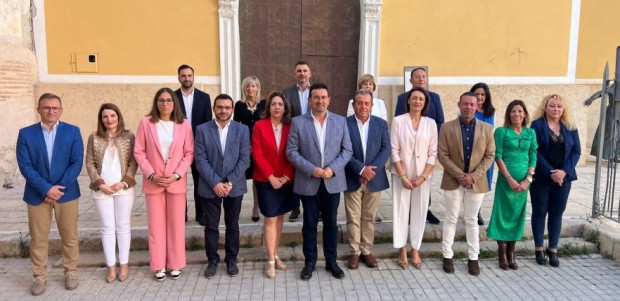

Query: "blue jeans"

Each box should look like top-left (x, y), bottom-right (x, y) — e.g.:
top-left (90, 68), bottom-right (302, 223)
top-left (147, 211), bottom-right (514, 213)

top-left (530, 177), bottom-right (572, 249)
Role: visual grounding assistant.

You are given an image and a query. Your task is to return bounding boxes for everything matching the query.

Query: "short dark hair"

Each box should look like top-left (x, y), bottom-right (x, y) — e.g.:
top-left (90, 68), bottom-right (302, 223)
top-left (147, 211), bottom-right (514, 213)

top-left (409, 67), bottom-right (427, 78)
top-left (295, 60), bottom-right (310, 69)
top-left (503, 99), bottom-right (530, 127)
top-left (261, 91), bottom-right (292, 123)
top-left (214, 94), bottom-right (234, 108)
top-left (38, 93), bottom-right (62, 107)
top-left (309, 83), bottom-right (329, 97)
top-left (459, 92), bottom-right (477, 102)
top-left (147, 87), bottom-right (186, 124)
top-left (405, 86), bottom-right (430, 116)
top-left (96, 103), bottom-right (127, 138)
top-left (469, 82), bottom-right (496, 118)
top-left (178, 64), bottom-right (194, 75)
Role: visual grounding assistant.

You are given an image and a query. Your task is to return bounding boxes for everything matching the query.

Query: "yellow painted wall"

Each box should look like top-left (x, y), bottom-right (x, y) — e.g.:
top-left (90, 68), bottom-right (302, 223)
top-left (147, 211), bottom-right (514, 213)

top-left (576, 0), bottom-right (620, 79)
top-left (45, 0), bottom-right (220, 75)
top-left (379, 0), bottom-right (572, 76)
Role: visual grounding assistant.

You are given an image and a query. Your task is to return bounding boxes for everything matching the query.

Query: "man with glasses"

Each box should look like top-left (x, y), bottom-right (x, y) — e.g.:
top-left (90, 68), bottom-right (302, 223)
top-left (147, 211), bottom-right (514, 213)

top-left (16, 93), bottom-right (84, 295)
top-left (194, 94), bottom-right (250, 278)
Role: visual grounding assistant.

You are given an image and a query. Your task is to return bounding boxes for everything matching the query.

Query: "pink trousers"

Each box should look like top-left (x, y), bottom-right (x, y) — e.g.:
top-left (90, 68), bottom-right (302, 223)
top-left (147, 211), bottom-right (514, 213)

top-left (145, 191), bottom-right (186, 271)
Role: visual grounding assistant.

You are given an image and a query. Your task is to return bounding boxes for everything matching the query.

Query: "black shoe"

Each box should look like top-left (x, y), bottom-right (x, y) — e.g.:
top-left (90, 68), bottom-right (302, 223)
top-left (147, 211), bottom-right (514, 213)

top-left (546, 249), bottom-right (559, 267)
top-left (426, 210), bottom-right (440, 224)
top-left (375, 215), bottom-right (382, 223)
top-left (226, 261), bottom-right (239, 277)
top-left (289, 208), bottom-right (300, 222)
top-left (252, 216), bottom-right (260, 222)
top-left (300, 265), bottom-right (315, 280)
top-left (204, 261), bottom-right (218, 279)
top-left (197, 217), bottom-right (206, 226)
top-left (477, 212), bottom-right (485, 226)
top-left (325, 262), bottom-right (345, 279)
top-left (535, 250), bottom-right (547, 265)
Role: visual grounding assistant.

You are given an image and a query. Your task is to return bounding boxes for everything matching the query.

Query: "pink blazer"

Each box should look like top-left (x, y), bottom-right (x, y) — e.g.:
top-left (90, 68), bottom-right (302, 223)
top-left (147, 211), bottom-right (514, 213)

top-left (390, 115), bottom-right (438, 178)
top-left (134, 116), bottom-right (194, 194)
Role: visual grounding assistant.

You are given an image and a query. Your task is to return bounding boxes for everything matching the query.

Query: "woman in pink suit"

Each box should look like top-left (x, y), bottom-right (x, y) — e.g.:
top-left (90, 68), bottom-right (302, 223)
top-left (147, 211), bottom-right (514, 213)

top-left (134, 87), bottom-right (194, 281)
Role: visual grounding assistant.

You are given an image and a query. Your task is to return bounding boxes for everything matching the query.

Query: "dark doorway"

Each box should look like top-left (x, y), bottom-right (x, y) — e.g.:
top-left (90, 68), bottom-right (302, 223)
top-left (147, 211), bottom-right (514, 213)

top-left (239, 0), bottom-right (360, 115)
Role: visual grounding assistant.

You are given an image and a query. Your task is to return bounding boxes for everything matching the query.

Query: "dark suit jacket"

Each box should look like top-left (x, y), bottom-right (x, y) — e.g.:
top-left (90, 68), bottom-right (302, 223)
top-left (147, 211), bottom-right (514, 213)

top-left (286, 112), bottom-right (352, 195)
top-left (194, 120), bottom-right (251, 198)
top-left (394, 90), bottom-right (445, 129)
top-left (530, 118), bottom-right (581, 182)
top-left (344, 115), bottom-right (390, 192)
top-left (283, 84), bottom-right (304, 117)
top-left (175, 87), bottom-right (212, 136)
top-left (16, 122), bottom-right (84, 205)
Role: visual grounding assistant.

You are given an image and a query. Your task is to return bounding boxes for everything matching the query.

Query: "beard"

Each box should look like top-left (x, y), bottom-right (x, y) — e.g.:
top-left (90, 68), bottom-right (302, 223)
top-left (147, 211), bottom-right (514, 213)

top-left (182, 81), bottom-right (193, 88)
top-left (216, 113), bottom-right (231, 122)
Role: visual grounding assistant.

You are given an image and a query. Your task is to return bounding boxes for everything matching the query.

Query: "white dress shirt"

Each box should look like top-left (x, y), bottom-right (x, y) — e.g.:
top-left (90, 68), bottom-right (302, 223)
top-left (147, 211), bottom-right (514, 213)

top-left (181, 88), bottom-right (195, 125)
top-left (311, 112), bottom-right (328, 167)
top-left (217, 119), bottom-right (232, 154)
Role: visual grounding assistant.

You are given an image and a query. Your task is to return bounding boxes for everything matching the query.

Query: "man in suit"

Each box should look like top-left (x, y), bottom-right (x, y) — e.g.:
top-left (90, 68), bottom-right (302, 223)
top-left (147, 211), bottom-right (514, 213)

top-left (394, 67), bottom-right (445, 225)
top-left (282, 60), bottom-right (312, 222)
top-left (343, 89), bottom-right (391, 270)
top-left (16, 93), bottom-right (84, 295)
top-left (194, 94), bottom-right (250, 279)
top-left (438, 92), bottom-right (495, 276)
top-left (175, 64), bottom-right (212, 226)
top-left (286, 83), bottom-right (352, 280)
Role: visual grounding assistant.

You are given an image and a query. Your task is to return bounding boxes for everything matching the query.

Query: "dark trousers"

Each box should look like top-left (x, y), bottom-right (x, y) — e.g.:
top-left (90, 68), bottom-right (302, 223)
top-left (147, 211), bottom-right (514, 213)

top-left (300, 180), bottom-right (340, 266)
top-left (202, 195), bottom-right (243, 263)
top-left (530, 178), bottom-right (572, 249)
top-left (188, 163), bottom-right (206, 221)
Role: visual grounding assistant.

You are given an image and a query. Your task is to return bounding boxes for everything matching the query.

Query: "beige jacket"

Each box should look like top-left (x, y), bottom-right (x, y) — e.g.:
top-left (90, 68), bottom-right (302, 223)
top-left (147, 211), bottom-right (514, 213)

top-left (85, 130), bottom-right (138, 191)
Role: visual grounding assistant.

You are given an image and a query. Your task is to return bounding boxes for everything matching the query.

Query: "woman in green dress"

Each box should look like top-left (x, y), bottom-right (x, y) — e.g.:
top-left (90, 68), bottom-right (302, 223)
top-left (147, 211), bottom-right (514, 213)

top-left (487, 100), bottom-right (537, 271)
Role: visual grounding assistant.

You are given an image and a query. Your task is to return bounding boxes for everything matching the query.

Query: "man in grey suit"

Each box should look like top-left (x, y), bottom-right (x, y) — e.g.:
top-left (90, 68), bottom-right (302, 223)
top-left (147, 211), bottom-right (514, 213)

top-left (194, 94), bottom-right (250, 279)
top-left (283, 61), bottom-right (312, 222)
top-left (175, 64), bottom-right (213, 225)
top-left (344, 89), bottom-right (391, 270)
top-left (286, 83), bottom-right (353, 280)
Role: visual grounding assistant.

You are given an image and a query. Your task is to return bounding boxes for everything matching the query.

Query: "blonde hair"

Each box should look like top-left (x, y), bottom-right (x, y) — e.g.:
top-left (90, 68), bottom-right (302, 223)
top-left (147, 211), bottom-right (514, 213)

top-left (534, 94), bottom-right (576, 130)
top-left (241, 76), bottom-right (261, 102)
top-left (357, 74), bottom-right (376, 91)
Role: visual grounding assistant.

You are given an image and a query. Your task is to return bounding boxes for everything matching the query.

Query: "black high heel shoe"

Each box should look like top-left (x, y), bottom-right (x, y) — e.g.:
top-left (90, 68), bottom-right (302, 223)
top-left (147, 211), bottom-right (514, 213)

top-left (535, 250), bottom-right (547, 265)
top-left (546, 249), bottom-right (559, 267)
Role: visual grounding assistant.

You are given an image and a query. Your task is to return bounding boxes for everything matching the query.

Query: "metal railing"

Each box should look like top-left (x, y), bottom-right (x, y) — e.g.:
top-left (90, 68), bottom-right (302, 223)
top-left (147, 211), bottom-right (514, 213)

top-left (591, 46), bottom-right (620, 222)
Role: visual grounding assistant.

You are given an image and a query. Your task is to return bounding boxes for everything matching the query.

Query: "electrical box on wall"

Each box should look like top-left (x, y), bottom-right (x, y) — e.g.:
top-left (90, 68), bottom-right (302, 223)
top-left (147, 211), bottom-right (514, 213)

top-left (71, 53), bottom-right (99, 73)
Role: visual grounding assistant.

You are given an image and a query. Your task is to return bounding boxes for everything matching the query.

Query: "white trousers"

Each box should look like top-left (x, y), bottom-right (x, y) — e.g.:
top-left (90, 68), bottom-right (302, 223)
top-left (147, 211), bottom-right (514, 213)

top-left (93, 190), bottom-right (135, 266)
top-left (442, 186), bottom-right (484, 260)
top-left (392, 174), bottom-right (430, 250)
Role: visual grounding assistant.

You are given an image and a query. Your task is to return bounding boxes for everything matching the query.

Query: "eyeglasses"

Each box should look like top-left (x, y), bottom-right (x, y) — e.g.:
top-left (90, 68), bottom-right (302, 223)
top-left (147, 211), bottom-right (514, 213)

top-left (39, 106), bottom-right (61, 112)
top-left (214, 105), bottom-right (233, 110)
top-left (157, 99), bottom-right (174, 104)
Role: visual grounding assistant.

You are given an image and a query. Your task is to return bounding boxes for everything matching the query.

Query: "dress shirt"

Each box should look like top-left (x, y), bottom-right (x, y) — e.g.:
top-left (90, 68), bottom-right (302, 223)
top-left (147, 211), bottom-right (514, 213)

top-left (41, 121), bottom-right (59, 168)
top-left (311, 112), bottom-right (328, 167)
top-left (459, 117), bottom-right (476, 173)
top-left (217, 119), bottom-right (232, 154)
top-left (181, 88), bottom-right (195, 125)
top-left (355, 115), bottom-right (370, 163)
top-left (298, 85), bottom-right (310, 115)
top-left (156, 121), bottom-right (174, 163)
top-left (273, 123), bottom-right (282, 150)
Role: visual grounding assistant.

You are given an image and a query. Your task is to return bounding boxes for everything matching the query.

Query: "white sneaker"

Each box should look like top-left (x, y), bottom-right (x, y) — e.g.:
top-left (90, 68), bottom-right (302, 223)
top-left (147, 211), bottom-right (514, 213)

top-left (170, 269), bottom-right (182, 280)
top-left (154, 269), bottom-right (166, 282)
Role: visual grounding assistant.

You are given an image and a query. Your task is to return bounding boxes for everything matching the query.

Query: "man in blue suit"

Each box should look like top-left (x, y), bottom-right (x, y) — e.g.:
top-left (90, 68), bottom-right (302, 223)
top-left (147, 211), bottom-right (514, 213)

top-left (394, 67), bottom-right (445, 224)
top-left (344, 89), bottom-right (391, 270)
top-left (286, 83), bottom-right (353, 280)
top-left (16, 93), bottom-right (84, 296)
top-left (175, 64), bottom-right (213, 225)
top-left (195, 94), bottom-right (250, 279)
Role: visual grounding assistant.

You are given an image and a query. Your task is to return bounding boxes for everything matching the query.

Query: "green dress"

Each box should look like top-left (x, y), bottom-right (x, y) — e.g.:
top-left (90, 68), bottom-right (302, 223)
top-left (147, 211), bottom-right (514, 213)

top-left (486, 126), bottom-right (538, 241)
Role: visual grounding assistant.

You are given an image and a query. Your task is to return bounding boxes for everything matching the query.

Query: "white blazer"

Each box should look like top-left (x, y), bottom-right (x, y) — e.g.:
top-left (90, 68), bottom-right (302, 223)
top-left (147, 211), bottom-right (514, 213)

top-left (390, 114), bottom-right (438, 178)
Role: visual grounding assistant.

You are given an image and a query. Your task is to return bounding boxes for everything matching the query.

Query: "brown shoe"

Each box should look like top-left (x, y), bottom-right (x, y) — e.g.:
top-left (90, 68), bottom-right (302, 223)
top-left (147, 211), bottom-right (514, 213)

top-left (64, 272), bottom-right (79, 290)
top-left (442, 258), bottom-right (454, 274)
top-left (31, 277), bottom-right (46, 296)
top-left (347, 255), bottom-right (360, 269)
top-left (468, 260), bottom-right (480, 276)
top-left (360, 254), bottom-right (378, 268)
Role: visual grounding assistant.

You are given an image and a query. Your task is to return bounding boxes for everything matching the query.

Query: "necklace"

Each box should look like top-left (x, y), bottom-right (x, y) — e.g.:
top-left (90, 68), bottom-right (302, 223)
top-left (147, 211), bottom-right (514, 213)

top-left (246, 100), bottom-right (257, 113)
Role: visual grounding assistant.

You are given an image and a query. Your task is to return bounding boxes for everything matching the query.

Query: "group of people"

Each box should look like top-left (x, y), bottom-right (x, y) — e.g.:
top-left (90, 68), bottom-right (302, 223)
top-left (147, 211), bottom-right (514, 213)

top-left (16, 62), bottom-right (581, 296)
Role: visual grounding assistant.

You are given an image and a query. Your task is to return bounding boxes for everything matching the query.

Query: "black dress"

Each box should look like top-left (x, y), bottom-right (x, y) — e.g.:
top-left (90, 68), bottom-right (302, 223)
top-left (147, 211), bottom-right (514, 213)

top-left (233, 99), bottom-right (266, 179)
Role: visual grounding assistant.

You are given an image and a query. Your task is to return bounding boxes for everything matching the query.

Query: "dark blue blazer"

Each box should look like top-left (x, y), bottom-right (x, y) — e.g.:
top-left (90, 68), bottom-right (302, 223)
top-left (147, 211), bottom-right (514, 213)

top-left (194, 120), bottom-right (251, 198)
top-left (175, 87), bottom-right (212, 136)
top-left (394, 90), bottom-right (445, 130)
top-left (16, 122), bottom-right (84, 205)
top-left (344, 115), bottom-right (390, 192)
top-left (530, 118), bottom-right (581, 182)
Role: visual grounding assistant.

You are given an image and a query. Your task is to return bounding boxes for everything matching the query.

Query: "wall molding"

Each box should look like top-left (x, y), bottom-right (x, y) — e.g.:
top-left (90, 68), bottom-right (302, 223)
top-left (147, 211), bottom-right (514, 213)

top-left (218, 0), bottom-right (241, 101)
